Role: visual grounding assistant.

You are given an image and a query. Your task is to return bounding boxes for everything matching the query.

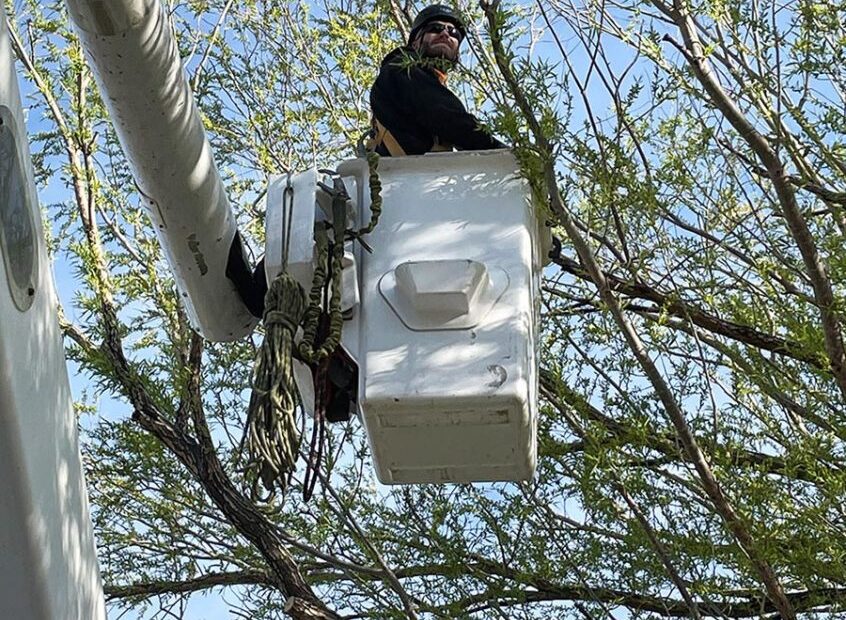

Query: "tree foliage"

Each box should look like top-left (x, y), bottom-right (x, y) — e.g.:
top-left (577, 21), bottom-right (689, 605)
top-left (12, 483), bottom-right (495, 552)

top-left (8, 0), bottom-right (846, 617)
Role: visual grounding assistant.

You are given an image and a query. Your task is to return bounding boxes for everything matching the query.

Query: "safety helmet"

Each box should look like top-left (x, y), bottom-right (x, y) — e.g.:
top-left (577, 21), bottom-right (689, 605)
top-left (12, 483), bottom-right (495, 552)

top-left (408, 4), bottom-right (467, 44)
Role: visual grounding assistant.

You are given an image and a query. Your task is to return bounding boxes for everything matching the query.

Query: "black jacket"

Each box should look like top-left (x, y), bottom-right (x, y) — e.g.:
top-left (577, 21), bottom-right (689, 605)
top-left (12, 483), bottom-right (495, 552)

top-left (370, 47), bottom-right (506, 156)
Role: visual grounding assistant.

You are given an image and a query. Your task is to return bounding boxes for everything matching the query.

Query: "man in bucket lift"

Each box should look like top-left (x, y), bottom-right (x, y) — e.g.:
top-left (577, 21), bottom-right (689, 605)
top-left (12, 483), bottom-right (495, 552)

top-left (229, 6), bottom-right (506, 423)
top-left (369, 4), bottom-right (507, 156)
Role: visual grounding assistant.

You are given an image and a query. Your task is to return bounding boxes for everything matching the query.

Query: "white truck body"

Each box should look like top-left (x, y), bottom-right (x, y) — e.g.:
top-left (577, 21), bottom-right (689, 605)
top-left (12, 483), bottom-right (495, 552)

top-left (0, 6), bottom-right (106, 618)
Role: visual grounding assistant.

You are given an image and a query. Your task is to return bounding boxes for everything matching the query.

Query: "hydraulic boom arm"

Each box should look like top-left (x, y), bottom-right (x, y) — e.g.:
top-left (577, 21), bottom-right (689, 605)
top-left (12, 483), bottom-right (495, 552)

top-left (66, 0), bottom-right (258, 341)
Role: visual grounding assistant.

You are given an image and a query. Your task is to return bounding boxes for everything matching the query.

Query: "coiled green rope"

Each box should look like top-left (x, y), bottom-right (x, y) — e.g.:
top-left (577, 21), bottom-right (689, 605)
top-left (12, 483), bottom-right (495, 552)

top-left (244, 272), bottom-right (307, 497)
top-left (244, 151), bottom-right (382, 498)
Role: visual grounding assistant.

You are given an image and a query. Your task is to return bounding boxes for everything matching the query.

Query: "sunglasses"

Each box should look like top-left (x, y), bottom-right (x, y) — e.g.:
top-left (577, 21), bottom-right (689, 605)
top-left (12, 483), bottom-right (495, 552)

top-left (423, 22), bottom-right (463, 41)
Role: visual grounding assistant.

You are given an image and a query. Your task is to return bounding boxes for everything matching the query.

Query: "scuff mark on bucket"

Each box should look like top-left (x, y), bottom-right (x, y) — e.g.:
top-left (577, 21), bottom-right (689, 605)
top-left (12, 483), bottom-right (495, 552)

top-left (486, 364), bottom-right (507, 389)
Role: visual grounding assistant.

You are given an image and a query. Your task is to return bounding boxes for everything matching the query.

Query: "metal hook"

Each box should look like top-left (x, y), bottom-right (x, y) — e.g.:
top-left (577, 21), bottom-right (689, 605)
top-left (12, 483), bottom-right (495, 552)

top-left (281, 171), bottom-right (294, 272)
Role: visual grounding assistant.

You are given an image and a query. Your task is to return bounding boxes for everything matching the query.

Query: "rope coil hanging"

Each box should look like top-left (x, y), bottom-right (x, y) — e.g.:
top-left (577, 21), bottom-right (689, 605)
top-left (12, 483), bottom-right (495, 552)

top-left (243, 272), bottom-right (307, 496)
top-left (243, 152), bottom-right (382, 499)
top-left (243, 174), bottom-right (305, 497)
top-left (357, 151), bottom-right (382, 236)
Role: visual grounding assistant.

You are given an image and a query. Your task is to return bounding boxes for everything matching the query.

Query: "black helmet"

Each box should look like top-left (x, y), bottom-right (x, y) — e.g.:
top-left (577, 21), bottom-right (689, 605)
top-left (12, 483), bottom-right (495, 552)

top-left (408, 4), bottom-right (467, 44)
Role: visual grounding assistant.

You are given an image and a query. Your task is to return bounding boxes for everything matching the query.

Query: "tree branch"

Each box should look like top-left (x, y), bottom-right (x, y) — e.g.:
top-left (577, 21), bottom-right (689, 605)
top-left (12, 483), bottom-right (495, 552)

top-left (481, 2), bottom-right (796, 616)
top-left (657, 1), bottom-right (846, 406)
top-left (550, 252), bottom-right (824, 370)
top-left (104, 570), bottom-right (275, 601)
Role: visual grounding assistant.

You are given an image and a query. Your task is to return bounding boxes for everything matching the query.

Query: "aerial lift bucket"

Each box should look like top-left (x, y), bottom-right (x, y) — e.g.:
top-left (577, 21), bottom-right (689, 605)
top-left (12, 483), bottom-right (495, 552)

top-left (266, 150), bottom-right (543, 484)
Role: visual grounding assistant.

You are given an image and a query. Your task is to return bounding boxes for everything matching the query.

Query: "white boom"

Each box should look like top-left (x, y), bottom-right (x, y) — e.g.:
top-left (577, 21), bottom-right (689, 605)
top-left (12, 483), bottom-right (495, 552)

top-left (66, 0), bottom-right (257, 341)
top-left (0, 5), bottom-right (106, 618)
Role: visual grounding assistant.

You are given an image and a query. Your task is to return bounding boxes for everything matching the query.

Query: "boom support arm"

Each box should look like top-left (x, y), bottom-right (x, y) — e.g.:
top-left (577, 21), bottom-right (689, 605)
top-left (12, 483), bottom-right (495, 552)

top-left (67, 0), bottom-right (257, 341)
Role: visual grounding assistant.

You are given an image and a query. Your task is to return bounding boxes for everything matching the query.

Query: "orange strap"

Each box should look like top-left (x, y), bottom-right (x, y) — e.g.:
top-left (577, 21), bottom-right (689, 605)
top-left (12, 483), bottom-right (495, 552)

top-left (368, 116), bottom-right (453, 156)
top-left (368, 119), bottom-right (406, 156)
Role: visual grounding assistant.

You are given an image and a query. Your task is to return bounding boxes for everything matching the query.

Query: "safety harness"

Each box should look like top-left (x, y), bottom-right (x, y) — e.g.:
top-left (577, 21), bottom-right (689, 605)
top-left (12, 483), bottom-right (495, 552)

top-left (368, 117), bottom-right (453, 156)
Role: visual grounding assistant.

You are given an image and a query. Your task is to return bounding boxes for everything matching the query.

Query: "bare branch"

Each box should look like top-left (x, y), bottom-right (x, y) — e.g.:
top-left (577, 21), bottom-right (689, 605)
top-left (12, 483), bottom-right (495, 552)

top-left (104, 570), bottom-right (275, 601)
top-left (656, 0), bottom-right (846, 406)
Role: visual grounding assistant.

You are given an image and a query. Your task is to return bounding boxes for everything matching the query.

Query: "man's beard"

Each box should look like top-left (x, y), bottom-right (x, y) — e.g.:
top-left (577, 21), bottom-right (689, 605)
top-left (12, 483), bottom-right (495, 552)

top-left (419, 39), bottom-right (459, 63)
